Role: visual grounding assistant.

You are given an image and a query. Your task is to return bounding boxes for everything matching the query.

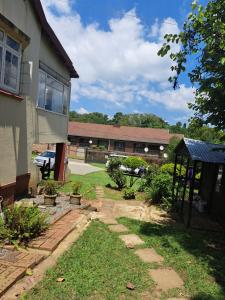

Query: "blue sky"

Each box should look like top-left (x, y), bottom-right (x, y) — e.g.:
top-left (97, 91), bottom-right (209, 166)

top-left (42, 0), bottom-right (208, 124)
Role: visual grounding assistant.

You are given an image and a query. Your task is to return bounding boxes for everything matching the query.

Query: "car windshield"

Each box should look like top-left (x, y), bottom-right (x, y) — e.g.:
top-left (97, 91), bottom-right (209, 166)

top-left (40, 151), bottom-right (55, 158)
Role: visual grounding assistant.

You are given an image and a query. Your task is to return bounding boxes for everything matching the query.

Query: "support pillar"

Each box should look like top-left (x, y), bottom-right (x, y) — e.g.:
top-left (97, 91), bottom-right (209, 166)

top-left (54, 143), bottom-right (66, 182)
top-left (187, 160), bottom-right (197, 228)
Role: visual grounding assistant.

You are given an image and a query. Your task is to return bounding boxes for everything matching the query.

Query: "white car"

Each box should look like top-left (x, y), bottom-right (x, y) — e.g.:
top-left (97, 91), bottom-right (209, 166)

top-left (33, 150), bottom-right (56, 170)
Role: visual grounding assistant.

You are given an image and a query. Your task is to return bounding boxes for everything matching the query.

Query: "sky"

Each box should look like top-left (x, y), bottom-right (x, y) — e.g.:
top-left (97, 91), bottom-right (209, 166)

top-left (41, 0), bottom-right (208, 124)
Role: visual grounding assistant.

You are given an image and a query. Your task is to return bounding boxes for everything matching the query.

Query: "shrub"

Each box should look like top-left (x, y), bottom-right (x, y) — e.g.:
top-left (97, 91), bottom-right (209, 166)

top-left (148, 173), bottom-right (173, 210)
top-left (160, 163), bottom-right (186, 177)
top-left (3, 206), bottom-right (49, 243)
top-left (0, 218), bottom-right (10, 242)
top-left (43, 180), bottom-right (58, 195)
top-left (72, 182), bottom-right (82, 195)
top-left (138, 163), bottom-right (159, 192)
top-left (123, 156), bottom-right (148, 170)
top-left (106, 158), bottom-right (126, 190)
top-left (109, 169), bottom-right (126, 190)
top-left (123, 188), bottom-right (136, 200)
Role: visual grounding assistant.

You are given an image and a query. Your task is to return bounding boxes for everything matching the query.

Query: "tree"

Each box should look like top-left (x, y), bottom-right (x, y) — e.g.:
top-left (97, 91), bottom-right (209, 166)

top-left (158, 0), bottom-right (225, 130)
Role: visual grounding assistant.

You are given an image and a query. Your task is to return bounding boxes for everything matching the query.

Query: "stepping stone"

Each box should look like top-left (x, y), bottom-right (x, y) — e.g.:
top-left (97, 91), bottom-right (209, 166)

top-left (149, 268), bottom-right (184, 292)
top-left (100, 217), bottom-right (118, 225)
top-left (134, 248), bottom-right (164, 263)
top-left (119, 234), bottom-right (144, 247)
top-left (108, 224), bottom-right (129, 233)
top-left (167, 298), bottom-right (188, 300)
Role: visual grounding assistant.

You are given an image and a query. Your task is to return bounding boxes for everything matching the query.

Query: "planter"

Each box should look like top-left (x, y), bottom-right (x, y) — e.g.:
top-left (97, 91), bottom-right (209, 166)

top-left (44, 194), bottom-right (57, 206)
top-left (70, 194), bottom-right (82, 205)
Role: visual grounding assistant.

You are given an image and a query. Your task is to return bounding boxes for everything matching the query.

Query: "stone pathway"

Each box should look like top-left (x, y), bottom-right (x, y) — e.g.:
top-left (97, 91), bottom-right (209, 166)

top-left (108, 224), bottom-right (129, 233)
top-left (134, 248), bottom-right (164, 264)
top-left (119, 234), bottom-right (145, 247)
top-left (96, 186), bottom-right (105, 200)
top-left (98, 204), bottom-right (186, 299)
top-left (0, 249), bottom-right (44, 297)
top-left (28, 210), bottom-right (84, 252)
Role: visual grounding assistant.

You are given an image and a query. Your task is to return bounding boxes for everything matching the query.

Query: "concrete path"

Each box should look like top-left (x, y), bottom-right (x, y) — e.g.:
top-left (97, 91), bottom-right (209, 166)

top-left (68, 159), bottom-right (102, 175)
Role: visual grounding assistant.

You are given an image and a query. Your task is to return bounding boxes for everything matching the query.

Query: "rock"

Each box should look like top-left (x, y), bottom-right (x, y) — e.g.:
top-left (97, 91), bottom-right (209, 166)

top-left (87, 206), bottom-right (98, 212)
top-left (126, 282), bottom-right (135, 290)
top-left (126, 243), bottom-right (135, 249)
top-left (56, 277), bottom-right (65, 282)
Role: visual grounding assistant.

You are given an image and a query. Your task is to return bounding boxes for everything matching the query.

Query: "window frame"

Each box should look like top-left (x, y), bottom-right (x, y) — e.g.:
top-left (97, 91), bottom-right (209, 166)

top-left (114, 141), bottom-right (125, 152)
top-left (0, 29), bottom-right (21, 94)
top-left (37, 69), bottom-right (69, 115)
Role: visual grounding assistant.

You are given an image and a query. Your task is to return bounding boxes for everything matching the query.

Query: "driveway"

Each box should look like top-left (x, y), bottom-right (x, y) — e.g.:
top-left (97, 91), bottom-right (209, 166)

top-left (68, 159), bottom-right (102, 175)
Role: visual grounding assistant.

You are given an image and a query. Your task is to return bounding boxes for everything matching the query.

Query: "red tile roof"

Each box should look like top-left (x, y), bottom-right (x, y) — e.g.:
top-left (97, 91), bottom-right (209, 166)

top-left (69, 122), bottom-right (182, 144)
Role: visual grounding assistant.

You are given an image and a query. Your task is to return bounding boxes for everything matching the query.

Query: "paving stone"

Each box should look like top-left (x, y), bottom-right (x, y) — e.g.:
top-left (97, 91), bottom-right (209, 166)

top-left (0, 263), bottom-right (26, 297)
top-left (100, 217), bottom-right (118, 225)
top-left (108, 224), bottom-right (129, 233)
top-left (134, 248), bottom-right (164, 263)
top-left (119, 234), bottom-right (144, 246)
top-left (28, 210), bottom-right (82, 252)
top-left (149, 268), bottom-right (184, 292)
top-left (167, 298), bottom-right (188, 300)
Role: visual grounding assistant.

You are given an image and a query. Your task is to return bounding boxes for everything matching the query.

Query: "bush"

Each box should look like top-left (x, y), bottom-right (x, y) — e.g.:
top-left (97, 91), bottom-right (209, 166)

top-left (160, 163), bottom-right (186, 177)
top-left (148, 173), bottom-right (173, 210)
top-left (123, 188), bottom-right (136, 200)
top-left (72, 182), bottom-right (82, 195)
top-left (138, 163), bottom-right (159, 192)
top-left (43, 180), bottom-right (58, 195)
top-left (0, 218), bottom-right (10, 242)
top-left (106, 158), bottom-right (126, 190)
top-left (109, 169), bottom-right (126, 190)
top-left (3, 206), bottom-right (49, 243)
top-left (123, 156), bottom-right (148, 170)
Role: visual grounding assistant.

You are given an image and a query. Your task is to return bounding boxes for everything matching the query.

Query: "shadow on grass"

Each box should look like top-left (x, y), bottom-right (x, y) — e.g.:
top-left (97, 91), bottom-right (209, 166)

top-left (139, 221), bottom-right (225, 297)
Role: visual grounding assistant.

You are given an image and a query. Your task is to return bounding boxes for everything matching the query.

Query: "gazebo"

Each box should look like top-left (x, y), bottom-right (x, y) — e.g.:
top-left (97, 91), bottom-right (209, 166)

top-left (172, 138), bottom-right (225, 228)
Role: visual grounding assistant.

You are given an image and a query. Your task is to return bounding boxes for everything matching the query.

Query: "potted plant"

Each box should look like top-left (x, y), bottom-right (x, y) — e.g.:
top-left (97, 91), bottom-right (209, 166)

top-left (70, 182), bottom-right (82, 205)
top-left (43, 180), bottom-right (58, 206)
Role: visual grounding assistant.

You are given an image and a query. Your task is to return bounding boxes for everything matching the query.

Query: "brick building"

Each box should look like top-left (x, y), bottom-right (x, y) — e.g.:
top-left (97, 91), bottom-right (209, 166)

top-left (68, 122), bottom-right (182, 158)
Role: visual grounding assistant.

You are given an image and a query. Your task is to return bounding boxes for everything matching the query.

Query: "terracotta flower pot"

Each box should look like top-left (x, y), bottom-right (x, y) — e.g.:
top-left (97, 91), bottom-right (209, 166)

top-left (70, 194), bottom-right (82, 205)
top-left (44, 194), bottom-right (57, 206)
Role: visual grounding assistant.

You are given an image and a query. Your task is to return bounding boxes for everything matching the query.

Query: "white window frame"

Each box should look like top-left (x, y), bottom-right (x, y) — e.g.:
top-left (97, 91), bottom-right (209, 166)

top-left (0, 29), bottom-right (21, 94)
top-left (37, 69), bottom-right (69, 115)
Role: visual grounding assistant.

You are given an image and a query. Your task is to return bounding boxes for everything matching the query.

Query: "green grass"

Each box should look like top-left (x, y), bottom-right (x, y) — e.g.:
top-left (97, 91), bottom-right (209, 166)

top-left (119, 217), bottom-right (225, 300)
top-left (60, 171), bottom-right (146, 201)
top-left (59, 171), bottom-right (112, 200)
top-left (23, 221), bottom-right (153, 300)
top-left (90, 162), bottom-right (106, 169)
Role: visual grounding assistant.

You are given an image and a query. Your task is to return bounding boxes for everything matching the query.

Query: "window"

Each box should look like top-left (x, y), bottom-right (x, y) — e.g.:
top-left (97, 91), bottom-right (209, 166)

top-left (114, 141), bottom-right (125, 152)
top-left (0, 29), bottom-right (21, 93)
top-left (37, 69), bottom-right (69, 115)
top-left (134, 143), bottom-right (145, 153)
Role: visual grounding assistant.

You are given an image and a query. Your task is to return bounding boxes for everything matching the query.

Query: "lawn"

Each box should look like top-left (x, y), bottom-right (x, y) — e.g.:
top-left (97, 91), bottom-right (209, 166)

top-left (60, 170), bottom-right (146, 201)
top-left (119, 217), bottom-right (225, 300)
top-left (23, 220), bottom-right (153, 300)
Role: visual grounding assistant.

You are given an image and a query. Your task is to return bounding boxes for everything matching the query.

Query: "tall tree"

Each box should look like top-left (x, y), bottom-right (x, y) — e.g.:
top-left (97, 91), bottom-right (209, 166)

top-left (158, 0), bottom-right (225, 130)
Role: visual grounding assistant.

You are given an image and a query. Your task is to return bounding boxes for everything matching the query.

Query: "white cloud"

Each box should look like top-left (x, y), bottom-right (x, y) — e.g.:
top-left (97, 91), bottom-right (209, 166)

top-left (41, 0), bottom-right (71, 14)
top-left (41, 2), bottom-right (194, 112)
top-left (77, 107), bottom-right (89, 114)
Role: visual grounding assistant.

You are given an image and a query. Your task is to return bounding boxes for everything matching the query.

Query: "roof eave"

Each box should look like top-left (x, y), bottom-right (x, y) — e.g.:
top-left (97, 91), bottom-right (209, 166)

top-left (31, 0), bottom-right (79, 79)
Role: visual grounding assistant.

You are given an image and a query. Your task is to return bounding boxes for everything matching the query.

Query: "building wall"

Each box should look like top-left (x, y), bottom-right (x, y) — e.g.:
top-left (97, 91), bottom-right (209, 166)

top-left (0, 0), bottom-right (71, 202)
top-left (69, 136), bottom-right (163, 157)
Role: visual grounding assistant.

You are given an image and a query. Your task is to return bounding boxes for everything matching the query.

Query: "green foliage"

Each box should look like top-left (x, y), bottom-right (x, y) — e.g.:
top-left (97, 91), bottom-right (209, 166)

top-left (3, 206), bottom-right (48, 243)
top-left (0, 218), bottom-right (10, 242)
top-left (161, 163), bottom-right (186, 176)
top-left (158, 0), bottom-right (225, 130)
top-left (148, 173), bottom-right (173, 210)
top-left (138, 163), bottom-right (159, 191)
top-left (43, 180), bottom-right (58, 195)
top-left (123, 188), bottom-right (136, 200)
top-left (72, 182), bottom-right (82, 195)
top-left (166, 136), bottom-right (181, 162)
top-left (123, 156), bottom-right (148, 170)
top-left (106, 158), bottom-right (126, 190)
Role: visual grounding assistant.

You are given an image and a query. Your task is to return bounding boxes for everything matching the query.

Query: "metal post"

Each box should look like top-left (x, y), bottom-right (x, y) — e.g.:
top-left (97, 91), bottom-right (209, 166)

top-left (172, 153), bottom-right (178, 204)
top-left (175, 155), bottom-right (184, 203)
top-left (181, 158), bottom-right (190, 215)
top-left (187, 160), bottom-right (197, 228)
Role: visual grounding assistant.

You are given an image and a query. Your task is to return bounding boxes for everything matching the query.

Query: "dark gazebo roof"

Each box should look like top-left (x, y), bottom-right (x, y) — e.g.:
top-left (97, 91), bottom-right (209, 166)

top-left (175, 138), bottom-right (225, 164)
